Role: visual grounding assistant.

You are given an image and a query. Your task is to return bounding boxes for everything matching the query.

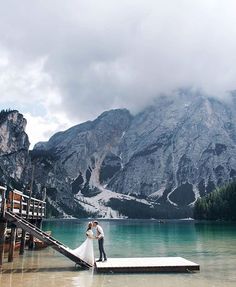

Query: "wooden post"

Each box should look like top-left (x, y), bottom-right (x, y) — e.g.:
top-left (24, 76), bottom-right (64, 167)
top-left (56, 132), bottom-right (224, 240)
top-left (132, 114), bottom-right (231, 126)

top-left (0, 186), bottom-right (7, 268)
top-left (28, 199), bottom-right (35, 250)
top-left (10, 191), bottom-right (14, 212)
top-left (20, 162), bottom-right (34, 255)
top-left (28, 164), bottom-right (35, 217)
top-left (20, 195), bottom-right (23, 217)
top-left (36, 201), bottom-right (39, 219)
top-left (32, 200), bottom-right (35, 218)
top-left (8, 225), bottom-right (17, 262)
top-left (44, 202), bottom-right (46, 217)
top-left (0, 219), bottom-right (7, 268)
top-left (28, 218), bottom-right (35, 250)
top-left (20, 193), bottom-right (31, 255)
top-left (19, 229), bottom-right (26, 255)
top-left (0, 186), bottom-right (6, 217)
top-left (42, 187), bottom-right (47, 218)
top-left (26, 195), bottom-right (30, 219)
top-left (28, 233), bottom-right (34, 250)
top-left (41, 202), bottom-right (43, 218)
top-left (37, 219), bottom-right (43, 230)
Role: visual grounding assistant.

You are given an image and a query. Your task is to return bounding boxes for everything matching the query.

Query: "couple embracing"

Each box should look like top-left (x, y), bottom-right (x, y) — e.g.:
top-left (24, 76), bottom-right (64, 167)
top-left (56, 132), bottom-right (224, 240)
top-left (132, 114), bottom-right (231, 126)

top-left (73, 221), bottom-right (107, 266)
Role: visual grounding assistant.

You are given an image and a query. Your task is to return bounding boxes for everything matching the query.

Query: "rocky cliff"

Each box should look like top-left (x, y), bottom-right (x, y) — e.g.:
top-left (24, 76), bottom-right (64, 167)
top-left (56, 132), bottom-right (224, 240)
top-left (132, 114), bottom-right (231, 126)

top-left (32, 109), bottom-right (133, 218)
top-left (109, 93), bottom-right (236, 207)
top-left (0, 110), bottom-right (30, 189)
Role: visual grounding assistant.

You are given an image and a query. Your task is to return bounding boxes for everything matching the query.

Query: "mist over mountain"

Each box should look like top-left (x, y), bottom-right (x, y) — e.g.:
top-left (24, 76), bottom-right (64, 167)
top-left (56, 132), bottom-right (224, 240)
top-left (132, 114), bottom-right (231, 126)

top-left (1, 91), bottom-right (236, 218)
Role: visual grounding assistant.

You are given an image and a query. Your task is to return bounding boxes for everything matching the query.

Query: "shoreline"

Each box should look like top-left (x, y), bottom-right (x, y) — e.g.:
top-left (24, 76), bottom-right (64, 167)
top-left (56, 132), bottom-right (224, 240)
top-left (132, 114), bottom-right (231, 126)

top-left (42, 217), bottom-right (194, 222)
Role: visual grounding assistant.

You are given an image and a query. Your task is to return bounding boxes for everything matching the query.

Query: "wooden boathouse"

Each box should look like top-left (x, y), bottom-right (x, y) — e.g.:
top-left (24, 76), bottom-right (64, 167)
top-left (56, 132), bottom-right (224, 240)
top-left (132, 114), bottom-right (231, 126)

top-left (0, 185), bottom-right (46, 266)
top-left (0, 185), bottom-right (89, 269)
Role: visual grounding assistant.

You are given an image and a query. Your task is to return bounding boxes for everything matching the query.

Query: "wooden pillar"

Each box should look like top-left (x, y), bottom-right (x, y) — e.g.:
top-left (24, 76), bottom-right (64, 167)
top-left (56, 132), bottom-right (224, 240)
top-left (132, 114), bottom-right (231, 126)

top-left (19, 229), bottom-right (26, 255)
top-left (28, 221), bottom-right (34, 250)
top-left (8, 225), bottom-right (17, 262)
top-left (0, 219), bottom-right (7, 268)
top-left (32, 200), bottom-right (35, 218)
top-left (10, 191), bottom-right (14, 212)
top-left (28, 234), bottom-right (34, 250)
top-left (38, 219), bottom-right (43, 230)
top-left (0, 186), bottom-right (7, 268)
top-left (42, 187), bottom-right (47, 218)
top-left (20, 194), bottom-right (23, 217)
top-left (29, 197), bottom-right (35, 250)
top-left (37, 202), bottom-right (39, 219)
top-left (21, 193), bottom-right (30, 255)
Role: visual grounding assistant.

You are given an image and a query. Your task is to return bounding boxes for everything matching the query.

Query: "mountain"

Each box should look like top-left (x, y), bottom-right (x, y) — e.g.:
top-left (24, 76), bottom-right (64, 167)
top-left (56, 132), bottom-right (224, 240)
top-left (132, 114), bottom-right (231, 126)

top-left (31, 109), bottom-right (133, 218)
top-left (1, 91), bottom-right (236, 219)
top-left (31, 91), bottom-right (236, 218)
top-left (109, 93), bottom-right (236, 202)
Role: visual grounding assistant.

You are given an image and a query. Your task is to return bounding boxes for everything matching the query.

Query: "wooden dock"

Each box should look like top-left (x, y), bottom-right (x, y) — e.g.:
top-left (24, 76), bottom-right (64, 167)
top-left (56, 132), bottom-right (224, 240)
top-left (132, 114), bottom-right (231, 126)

top-left (0, 186), bottom-right (91, 269)
top-left (0, 185), bottom-right (46, 267)
top-left (1, 185), bottom-right (200, 272)
top-left (95, 257), bottom-right (200, 273)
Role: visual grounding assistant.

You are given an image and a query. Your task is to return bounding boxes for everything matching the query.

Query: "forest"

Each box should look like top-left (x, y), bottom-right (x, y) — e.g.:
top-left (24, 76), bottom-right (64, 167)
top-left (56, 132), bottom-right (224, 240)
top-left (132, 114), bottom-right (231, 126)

top-left (194, 181), bottom-right (236, 220)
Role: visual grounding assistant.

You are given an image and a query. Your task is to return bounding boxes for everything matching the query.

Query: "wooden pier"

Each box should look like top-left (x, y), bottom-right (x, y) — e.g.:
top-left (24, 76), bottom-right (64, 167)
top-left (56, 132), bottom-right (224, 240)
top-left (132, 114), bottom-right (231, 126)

top-left (1, 185), bottom-right (200, 273)
top-left (0, 185), bottom-right (46, 267)
top-left (95, 257), bottom-right (200, 273)
top-left (0, 185), bottom-right (89, 269)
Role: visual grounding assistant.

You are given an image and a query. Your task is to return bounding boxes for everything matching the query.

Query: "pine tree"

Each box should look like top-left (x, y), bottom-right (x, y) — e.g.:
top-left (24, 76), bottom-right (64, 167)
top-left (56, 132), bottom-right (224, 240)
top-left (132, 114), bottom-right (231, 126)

top-left (194, 182), bottom-right (236, 220)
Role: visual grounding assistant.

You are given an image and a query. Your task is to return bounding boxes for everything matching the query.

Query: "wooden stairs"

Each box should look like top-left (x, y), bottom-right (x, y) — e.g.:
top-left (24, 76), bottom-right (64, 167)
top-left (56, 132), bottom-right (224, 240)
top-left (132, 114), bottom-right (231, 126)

top-left (4, 211), bottom-right (91, 268)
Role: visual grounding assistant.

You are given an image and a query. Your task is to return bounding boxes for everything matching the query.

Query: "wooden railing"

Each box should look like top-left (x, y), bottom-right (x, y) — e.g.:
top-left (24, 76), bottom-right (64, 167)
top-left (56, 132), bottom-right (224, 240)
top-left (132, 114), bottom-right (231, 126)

top-left (0, 186), bottom-right (46, 219)
top-left (0, 186), bottom-right (6, 217)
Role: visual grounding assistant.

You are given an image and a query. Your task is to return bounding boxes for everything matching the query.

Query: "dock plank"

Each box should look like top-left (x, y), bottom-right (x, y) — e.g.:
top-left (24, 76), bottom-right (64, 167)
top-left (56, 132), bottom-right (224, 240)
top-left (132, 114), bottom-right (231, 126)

top-left (95, 257), bottom-right (200, 273)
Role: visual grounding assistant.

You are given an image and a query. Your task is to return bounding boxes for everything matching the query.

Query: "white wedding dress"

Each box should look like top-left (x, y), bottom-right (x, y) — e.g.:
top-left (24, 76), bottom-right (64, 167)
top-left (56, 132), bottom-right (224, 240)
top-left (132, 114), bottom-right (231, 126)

top-left (72, 229), bottom-right (95, 266)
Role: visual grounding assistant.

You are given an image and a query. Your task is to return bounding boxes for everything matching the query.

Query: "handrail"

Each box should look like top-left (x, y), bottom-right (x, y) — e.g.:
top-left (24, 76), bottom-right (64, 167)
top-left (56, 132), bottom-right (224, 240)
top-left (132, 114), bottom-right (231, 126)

top-left (11, 189), bottom-right (23, 196)
top-left (22, 194), bottom-right (46, 203)
top-left (12, 189), bottom-right (45, 203)
top-left (0, 185), bottom-right (46, 219)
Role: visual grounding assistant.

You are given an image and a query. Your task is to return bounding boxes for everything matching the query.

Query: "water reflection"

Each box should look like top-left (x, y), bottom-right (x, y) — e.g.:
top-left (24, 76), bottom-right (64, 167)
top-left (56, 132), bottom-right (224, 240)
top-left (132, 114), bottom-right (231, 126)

top-left (71, 269), bottom-right (95, 287)
top-left (1, 220), bottom-right (236, 287)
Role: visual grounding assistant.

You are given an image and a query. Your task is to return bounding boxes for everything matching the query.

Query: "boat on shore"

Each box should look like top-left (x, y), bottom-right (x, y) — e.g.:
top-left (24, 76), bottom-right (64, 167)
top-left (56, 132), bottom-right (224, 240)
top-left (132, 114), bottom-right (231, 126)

top-left (4, 241), bottom-right (21, 253)
top-left (3, 229), bottom-right (51, 252)
top-left (34, 231), bottom-right (51, 249)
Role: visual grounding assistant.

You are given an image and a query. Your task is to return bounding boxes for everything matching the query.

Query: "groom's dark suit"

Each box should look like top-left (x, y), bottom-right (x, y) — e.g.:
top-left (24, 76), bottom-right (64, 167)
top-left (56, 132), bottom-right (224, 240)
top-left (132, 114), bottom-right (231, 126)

top-left (96, 224), bottom-right (107, 261)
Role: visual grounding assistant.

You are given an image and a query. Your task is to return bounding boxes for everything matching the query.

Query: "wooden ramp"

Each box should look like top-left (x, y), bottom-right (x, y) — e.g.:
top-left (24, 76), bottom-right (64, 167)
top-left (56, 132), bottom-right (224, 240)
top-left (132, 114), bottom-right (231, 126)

top-left (95, 257), bottom-right (200, 273)
top-left (4, 211), bottom-right (91, 268)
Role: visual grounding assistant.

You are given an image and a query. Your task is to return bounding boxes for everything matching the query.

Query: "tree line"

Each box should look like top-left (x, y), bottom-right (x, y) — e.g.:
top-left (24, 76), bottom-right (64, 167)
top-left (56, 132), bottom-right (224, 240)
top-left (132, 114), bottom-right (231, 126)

top-left (194, 181), bottom-right (236, 220)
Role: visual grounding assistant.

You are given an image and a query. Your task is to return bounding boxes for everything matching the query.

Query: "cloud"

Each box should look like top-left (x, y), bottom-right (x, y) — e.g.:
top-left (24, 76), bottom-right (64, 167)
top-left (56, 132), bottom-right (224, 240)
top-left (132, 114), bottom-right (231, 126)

top-left (24, 112), bottom-right (74, 148)
top-left (1, 0), bottom-right (236, 144)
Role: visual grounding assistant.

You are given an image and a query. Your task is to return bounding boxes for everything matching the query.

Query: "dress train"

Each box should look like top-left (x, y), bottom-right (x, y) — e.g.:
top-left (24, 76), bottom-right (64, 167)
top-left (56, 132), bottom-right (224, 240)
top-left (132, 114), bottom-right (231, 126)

top-left (72, 229), bottom-right (94, 266)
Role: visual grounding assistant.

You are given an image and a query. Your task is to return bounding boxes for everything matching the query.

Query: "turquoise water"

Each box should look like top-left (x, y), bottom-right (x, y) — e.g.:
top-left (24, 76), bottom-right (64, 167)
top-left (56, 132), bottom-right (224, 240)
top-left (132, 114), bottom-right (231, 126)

top-left (1, 219), bottom-right (236, 287)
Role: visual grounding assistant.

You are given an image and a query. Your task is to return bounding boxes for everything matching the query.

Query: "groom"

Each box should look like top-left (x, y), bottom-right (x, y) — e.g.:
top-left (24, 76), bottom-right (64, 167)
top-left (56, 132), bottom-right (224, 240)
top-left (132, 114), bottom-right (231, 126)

top-left (93, 221), bottom-right (107, 262)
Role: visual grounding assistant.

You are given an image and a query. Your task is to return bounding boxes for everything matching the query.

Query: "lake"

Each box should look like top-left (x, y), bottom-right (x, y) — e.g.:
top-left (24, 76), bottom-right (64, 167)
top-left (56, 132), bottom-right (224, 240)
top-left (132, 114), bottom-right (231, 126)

top-left (0, 219), bottom-right (236, 287)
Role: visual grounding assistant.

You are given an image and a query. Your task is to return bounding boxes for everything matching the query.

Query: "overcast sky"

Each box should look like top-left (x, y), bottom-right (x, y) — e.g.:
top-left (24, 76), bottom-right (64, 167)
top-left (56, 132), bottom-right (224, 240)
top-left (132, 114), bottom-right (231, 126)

top-left (1, 0), bottom-right (236, 147)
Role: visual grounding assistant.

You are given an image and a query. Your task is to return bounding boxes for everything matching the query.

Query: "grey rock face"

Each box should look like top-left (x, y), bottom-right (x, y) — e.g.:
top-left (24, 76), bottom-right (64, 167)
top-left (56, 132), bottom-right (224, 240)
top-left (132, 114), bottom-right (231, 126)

top-left (32, 109), bottom-right (132, 217)
top-left (32, 92), bottom-right (236, 218)
top-left (0, 110), bottom-right (30, 188)
top-left (110, 93), bottom-right (236, 207)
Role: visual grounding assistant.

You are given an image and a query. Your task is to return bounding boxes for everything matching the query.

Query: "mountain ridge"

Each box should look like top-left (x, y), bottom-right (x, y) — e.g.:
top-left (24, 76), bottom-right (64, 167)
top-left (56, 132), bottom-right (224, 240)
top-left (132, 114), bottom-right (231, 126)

top-left (31, 91), bottom-right (236, 218)
top-left (0, 92), bottom-right (235, 219)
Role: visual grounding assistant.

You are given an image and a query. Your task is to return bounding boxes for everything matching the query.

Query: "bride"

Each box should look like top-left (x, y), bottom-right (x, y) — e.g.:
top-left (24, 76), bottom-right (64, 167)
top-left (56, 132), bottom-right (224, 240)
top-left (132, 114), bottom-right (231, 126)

top-left (72, 222), bottom-right (95, 267)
